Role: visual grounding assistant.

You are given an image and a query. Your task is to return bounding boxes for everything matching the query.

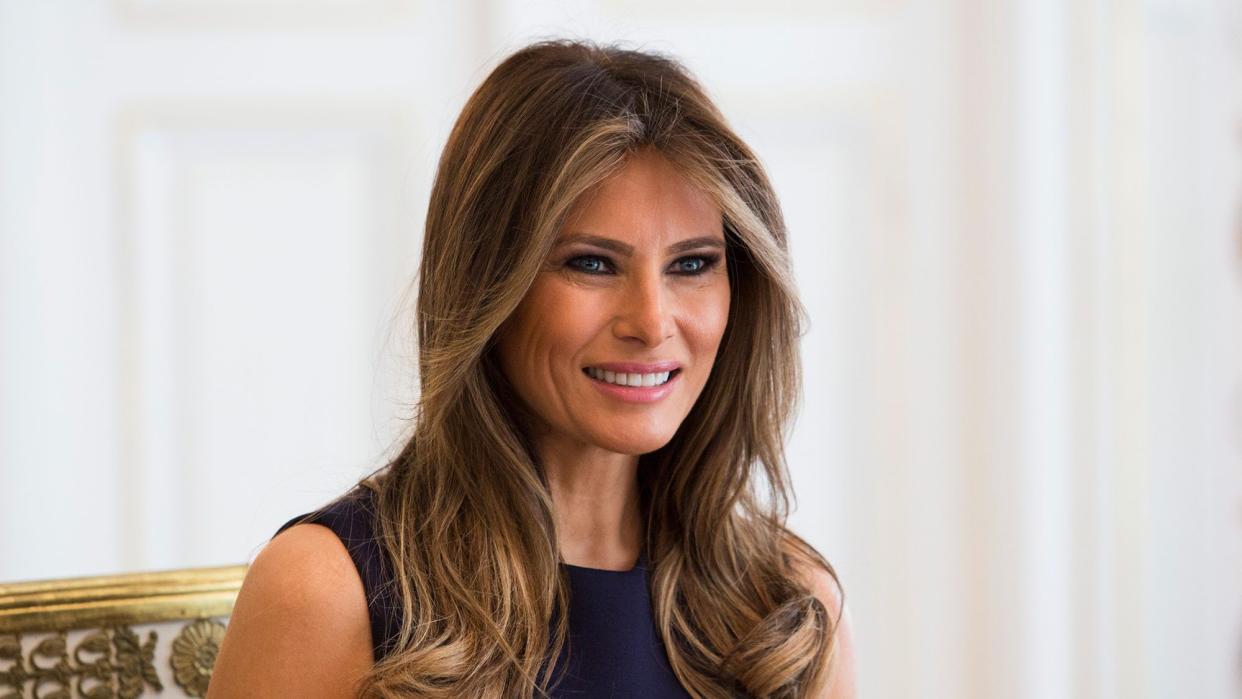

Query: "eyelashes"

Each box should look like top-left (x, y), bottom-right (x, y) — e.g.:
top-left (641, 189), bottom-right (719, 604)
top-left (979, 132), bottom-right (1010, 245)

top-left (564, 253), bottom-right (723, 277)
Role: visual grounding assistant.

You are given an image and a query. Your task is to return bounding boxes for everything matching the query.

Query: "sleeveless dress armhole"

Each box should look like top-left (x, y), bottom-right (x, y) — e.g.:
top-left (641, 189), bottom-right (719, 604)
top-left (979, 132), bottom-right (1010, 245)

top-left (272, 486), bottom-right (402, 662)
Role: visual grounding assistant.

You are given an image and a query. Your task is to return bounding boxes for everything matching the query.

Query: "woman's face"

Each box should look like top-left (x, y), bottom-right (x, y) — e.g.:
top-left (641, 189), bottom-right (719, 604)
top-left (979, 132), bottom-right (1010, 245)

top-left (494, 147), bottom-right (731, 456)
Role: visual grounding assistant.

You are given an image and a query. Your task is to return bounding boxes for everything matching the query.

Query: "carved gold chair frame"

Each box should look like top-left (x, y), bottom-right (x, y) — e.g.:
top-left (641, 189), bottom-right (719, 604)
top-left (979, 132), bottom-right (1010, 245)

top-left (0, 565), bottom-right (246, 698)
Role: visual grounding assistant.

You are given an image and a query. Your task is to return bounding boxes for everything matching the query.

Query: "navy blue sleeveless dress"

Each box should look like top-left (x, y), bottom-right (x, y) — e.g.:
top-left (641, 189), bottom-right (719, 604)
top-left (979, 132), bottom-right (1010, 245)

top-left (274, 486), bottom-right (692, 697)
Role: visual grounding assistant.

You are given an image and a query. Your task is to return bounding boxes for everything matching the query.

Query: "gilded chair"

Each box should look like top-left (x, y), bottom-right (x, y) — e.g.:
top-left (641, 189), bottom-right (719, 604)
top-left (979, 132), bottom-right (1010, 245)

top-left (0, 565), bottom-right (246, 698)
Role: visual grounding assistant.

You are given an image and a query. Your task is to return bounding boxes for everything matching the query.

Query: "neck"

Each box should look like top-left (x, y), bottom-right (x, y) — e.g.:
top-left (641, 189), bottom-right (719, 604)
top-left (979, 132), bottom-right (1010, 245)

top-left (537, 434), bottom-right (643, 571)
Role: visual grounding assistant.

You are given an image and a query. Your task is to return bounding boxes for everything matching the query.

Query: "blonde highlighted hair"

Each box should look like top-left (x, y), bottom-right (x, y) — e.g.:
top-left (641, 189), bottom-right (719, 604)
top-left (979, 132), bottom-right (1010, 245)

top-left (354, 38), bottom-right (843, 698)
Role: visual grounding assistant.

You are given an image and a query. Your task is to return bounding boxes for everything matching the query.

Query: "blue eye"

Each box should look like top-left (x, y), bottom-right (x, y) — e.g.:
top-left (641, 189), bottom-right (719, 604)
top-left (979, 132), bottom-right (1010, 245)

top-left (671, 255), bottom-right (721, 275)
top-left (567, 255), bottom-right (611, 274)
top-left (676, 257), bottom-right (706, 274)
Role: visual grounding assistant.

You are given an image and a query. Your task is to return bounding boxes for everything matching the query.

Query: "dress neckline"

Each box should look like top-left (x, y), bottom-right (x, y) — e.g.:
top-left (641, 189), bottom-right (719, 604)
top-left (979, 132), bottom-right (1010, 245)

top-left (560, 548), bottom-right (648, 575)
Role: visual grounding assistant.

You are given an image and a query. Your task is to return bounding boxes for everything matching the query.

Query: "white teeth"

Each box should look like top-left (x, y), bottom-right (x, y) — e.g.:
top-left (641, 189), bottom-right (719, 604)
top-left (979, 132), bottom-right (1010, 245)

top-left (586, 367), bottom-right (673, 387)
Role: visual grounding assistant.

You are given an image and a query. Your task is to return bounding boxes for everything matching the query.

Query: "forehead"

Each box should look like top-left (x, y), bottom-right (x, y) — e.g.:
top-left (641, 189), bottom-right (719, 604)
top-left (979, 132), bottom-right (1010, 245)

top-left (560, 149), bottom-right (723, 244)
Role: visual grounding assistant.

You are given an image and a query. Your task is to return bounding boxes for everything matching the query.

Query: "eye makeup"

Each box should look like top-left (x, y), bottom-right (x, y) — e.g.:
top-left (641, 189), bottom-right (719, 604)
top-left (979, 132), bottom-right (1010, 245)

top-left (563, 253), bottom-right (723, 276)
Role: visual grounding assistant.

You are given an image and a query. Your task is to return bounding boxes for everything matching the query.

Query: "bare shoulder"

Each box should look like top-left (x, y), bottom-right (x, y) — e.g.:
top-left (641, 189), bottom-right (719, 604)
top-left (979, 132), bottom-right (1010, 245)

top-left (785, 547), bottom-right (857, 699)
top-left (207, 523), bottom-right (374, 699)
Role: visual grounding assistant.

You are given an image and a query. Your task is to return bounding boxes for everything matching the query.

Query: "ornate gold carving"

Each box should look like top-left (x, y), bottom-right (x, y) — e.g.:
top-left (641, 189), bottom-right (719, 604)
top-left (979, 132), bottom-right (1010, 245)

top-left (170, 619), bottom-right (225, 697)
top-left (0, 565), bottom-right (245, 634)
top-left (0, 565), bottom-right (246, 697)
top-left (0, 626), bottom-right (162, 698)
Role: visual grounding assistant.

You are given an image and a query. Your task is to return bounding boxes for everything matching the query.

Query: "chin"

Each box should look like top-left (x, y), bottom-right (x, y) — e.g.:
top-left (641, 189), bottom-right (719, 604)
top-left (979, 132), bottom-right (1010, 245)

top-left (592, 429), bottom-right (677, 456)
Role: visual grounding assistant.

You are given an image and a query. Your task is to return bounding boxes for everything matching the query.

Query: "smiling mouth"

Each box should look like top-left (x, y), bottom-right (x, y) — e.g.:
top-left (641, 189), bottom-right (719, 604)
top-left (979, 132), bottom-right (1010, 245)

top-left (582, 367), bottom-right (683, 388)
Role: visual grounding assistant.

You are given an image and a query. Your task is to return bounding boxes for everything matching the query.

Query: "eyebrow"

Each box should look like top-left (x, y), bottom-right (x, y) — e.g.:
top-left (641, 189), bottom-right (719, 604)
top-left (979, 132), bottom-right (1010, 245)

top-left (554, 233), bottom-right (726, 256)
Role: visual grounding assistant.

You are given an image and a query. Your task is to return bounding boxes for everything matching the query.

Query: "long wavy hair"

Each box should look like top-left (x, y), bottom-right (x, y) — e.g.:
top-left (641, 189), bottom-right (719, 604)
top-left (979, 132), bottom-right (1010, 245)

top-left (351, 38), bottom-right (843, 698)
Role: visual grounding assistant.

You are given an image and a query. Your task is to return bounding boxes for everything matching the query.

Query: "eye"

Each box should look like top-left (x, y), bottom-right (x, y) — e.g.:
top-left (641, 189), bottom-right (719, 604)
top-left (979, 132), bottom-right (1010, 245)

top-left (565, 255), bottom-right (613, 275)
top-left (672, 254), bottom-right (721, 276)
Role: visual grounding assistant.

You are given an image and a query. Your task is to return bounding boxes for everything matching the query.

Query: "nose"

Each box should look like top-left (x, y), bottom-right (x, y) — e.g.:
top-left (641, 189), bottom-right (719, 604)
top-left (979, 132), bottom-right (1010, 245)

top-left (612, 267), bottom-right (675, 347)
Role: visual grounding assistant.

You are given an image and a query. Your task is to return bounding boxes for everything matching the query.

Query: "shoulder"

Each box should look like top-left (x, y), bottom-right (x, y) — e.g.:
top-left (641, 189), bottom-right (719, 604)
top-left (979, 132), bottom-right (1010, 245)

top-left (207, 523), bottom-right (374, 698)
top-left (784, 544), bottom-right (857, 699)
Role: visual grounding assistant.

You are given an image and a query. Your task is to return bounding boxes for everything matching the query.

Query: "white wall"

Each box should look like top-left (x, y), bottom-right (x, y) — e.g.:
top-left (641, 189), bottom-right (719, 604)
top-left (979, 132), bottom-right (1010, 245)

top-left (1, 1), bottom-right (1239, 697)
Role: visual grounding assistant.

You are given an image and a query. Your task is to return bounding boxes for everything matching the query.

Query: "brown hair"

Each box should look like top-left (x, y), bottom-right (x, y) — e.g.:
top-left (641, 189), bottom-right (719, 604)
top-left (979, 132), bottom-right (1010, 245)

top-left (354, 38), bottom-right (842, 698)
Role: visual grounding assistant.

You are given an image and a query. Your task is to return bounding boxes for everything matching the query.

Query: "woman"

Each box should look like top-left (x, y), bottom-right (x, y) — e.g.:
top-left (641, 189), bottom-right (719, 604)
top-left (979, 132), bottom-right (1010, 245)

top-left (208, 39), bottom-right (856, 698)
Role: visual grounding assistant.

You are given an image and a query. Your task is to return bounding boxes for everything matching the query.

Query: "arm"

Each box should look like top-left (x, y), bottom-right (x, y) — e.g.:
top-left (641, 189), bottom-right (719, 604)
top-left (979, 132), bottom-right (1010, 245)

top-left (206, 524), bottom-right (375, 699)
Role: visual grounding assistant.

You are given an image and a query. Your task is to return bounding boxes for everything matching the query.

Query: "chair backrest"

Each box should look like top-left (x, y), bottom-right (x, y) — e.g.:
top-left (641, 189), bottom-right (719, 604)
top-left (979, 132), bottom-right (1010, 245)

top-left (0, 565), bottom-right (246, 698)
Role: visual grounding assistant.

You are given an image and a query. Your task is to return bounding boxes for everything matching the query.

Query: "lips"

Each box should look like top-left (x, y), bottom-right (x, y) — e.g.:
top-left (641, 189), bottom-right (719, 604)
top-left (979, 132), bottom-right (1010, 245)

top-left (582, 364), bottom-right (682, 403)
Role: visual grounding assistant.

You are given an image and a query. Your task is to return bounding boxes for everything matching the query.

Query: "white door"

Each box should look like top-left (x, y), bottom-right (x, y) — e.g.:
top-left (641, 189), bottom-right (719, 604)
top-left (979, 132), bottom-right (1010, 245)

top-left (0, 0), bottom-right (491, 577)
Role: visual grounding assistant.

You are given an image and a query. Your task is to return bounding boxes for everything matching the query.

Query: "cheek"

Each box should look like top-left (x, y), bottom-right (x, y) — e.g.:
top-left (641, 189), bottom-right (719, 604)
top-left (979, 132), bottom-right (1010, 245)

top-left (499, 279), bottom-right (603, 376)
top-left (685, 282), bottom-right (731, 355)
